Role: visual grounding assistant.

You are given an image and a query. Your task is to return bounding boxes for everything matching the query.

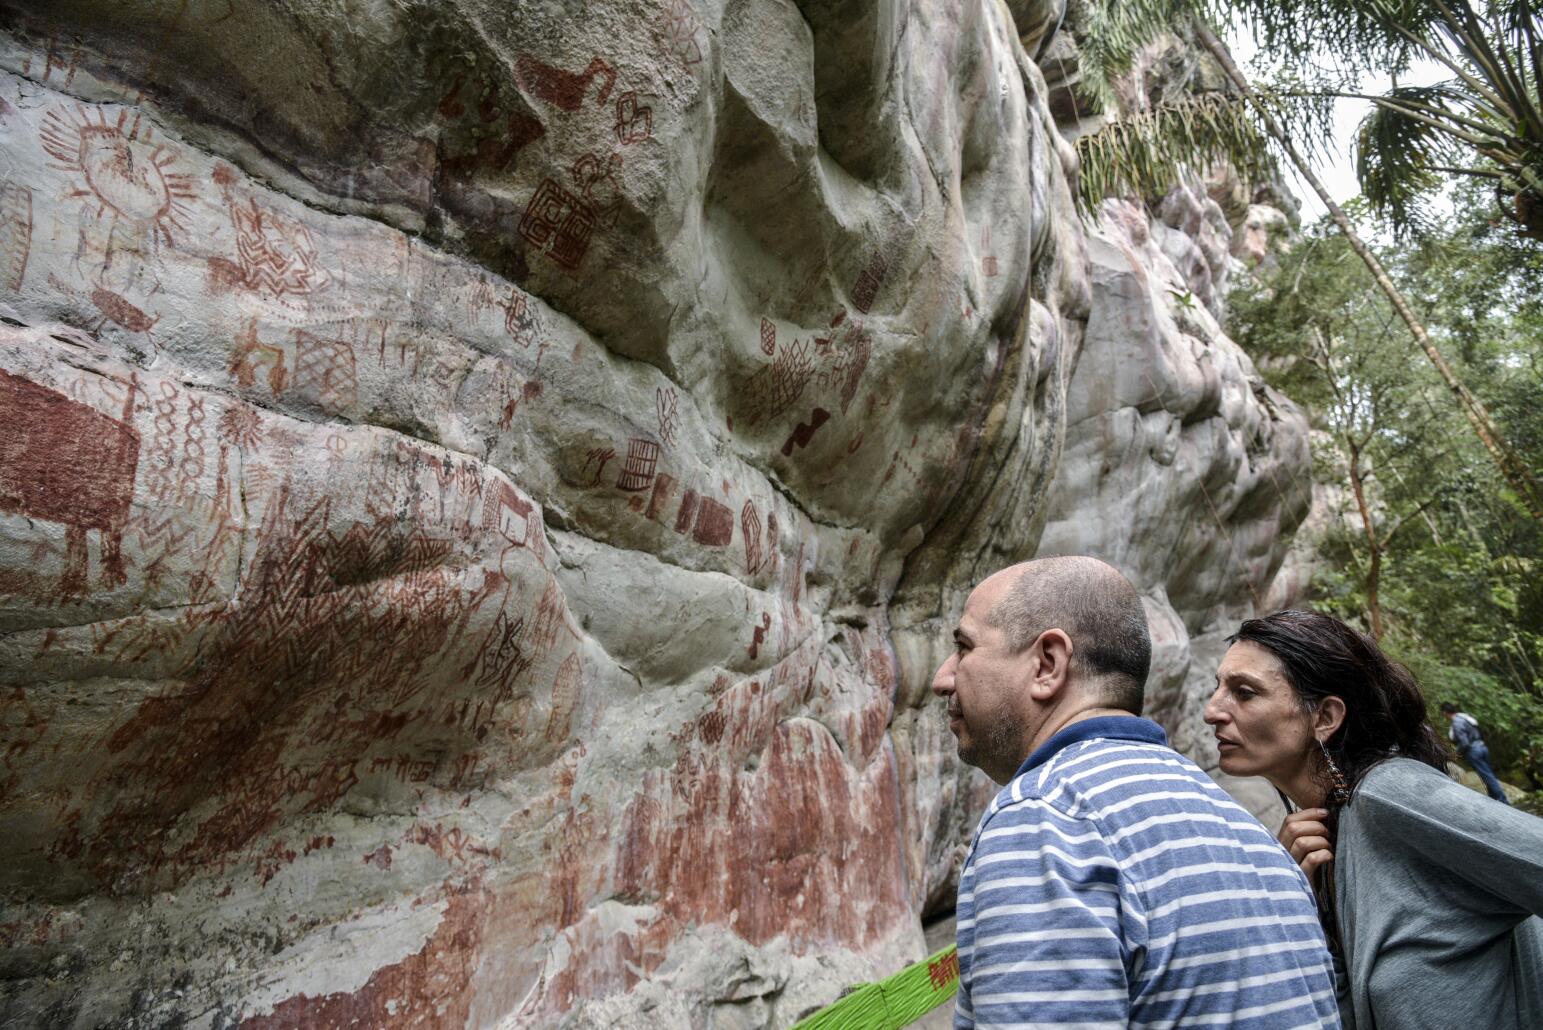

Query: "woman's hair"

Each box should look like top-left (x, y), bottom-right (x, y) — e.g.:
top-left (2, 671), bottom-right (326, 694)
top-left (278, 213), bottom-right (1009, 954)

top-left (1231, 609), bottom-right (1449, 798)
top-left (1230, 608), bottom-right (1450, 955)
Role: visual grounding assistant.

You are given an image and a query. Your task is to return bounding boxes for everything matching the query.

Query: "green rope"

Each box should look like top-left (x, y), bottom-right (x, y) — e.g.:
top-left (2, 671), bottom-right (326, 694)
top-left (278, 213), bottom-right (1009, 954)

top-left (791, 944), bottom-right (959, 1030)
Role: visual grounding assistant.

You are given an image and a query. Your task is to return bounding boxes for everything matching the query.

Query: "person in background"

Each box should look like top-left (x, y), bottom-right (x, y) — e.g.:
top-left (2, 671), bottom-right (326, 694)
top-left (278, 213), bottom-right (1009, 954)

top-left (1206, 609), bottom-right (1543, 1030)
top-left (1441, 701), bottom-right (1510, 803)
top-left (934, 557), bottom-right (1338, 1029)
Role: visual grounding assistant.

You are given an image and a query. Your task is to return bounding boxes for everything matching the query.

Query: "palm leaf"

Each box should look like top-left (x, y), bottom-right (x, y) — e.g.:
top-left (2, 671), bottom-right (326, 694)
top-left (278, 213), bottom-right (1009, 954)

top-left (1356, 88), bottom-right (1460, 235)
top-left (1073, 90), bottom-right (1273, 211)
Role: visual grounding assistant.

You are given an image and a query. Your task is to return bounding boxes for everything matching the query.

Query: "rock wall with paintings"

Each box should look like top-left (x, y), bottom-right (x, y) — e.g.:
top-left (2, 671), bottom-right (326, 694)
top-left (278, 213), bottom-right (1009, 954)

top-left (0, 1), bottom-right (1306, 1026)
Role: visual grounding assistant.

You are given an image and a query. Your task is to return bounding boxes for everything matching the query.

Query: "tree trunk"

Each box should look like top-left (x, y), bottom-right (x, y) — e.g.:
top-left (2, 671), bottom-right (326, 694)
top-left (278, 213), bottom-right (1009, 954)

top-left (1194, 23), bottom-right (1543, 525)
top-left (1345, 438), bottom-right (1385, 641)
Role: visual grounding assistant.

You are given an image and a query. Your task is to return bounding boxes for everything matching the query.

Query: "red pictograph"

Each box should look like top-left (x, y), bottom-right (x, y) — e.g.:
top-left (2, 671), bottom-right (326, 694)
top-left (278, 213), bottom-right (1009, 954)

top-left (514, 55), bottom-right (617, 112)
top-left (519, 178), bottom-right (598, 271)
top-left (851, 250), bottom-right (888, 313)
top-left (615, 438), bottom-right (661, 492)
top-left (0, 369), bottom-right (139, 593)
top-left (614, 91), bottom-right (653, 145)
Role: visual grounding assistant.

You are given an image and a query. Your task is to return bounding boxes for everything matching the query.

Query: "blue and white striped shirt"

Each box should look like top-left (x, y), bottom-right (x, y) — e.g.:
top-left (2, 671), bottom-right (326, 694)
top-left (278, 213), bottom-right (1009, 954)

top-left (955, 717), bottom-right (1339, 1029)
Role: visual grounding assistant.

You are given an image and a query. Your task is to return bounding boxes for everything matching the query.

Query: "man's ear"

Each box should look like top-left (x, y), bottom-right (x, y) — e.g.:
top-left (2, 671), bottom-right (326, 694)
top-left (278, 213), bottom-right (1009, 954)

top-left (1027, 628), bottom-right (1073, 701)
top-left (1314, 695), bottom-right (1347, 741)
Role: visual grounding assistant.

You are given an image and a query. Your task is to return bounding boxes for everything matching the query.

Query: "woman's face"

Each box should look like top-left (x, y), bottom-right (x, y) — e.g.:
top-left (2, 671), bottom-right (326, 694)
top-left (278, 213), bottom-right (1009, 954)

top-left (1204, 641), bottom-right (1319, 786)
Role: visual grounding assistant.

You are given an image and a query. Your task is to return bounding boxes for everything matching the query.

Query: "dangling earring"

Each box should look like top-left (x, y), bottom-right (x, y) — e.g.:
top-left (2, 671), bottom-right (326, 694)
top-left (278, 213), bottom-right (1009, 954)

top-left (1318, 738), bottom-right (1350, 806)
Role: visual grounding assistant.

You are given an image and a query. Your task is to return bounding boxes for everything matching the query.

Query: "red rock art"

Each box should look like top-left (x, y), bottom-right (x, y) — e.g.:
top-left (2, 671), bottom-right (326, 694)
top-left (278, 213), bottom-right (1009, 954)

top-left (56, 482), bottom-right (512, 889)
top-left (291, 330), bottom-right (357, 413)
top-left (369, 754), bottom-right (434, 785)
top-left (519, 178), bottom-right (597, 271)
top-left (763, 510), bottom-right (780, 577)
top-left (436, 72), bottom-right (548, 179)
top-left (741, 500), bottom-right (762, 574)
top-left (211, 186), bottom-right (332, 300)
top-left (87, 287), bottom-right (159, 336)
top-left (543, 652), bottom-right (583, 746)
top-left (403, 822), bottom-right (499, 866)
top-left (655, 386), bottom-right (679, 445)
top-left (744, 336), bottom-right (813, 424)
top-left (674, 488), bottom-right (699, 534)
top-left (240, 883), bottom-right (487, 1029)
top-left (645, 471), bottom-right (677, 522)
top-left (658, 0), bottom-right (706, 71)
top-left (781, 407), bottom-right (831, 457)
top-left (230, 323), bottom-right (288, 396)
top-left (514, 55), bottom-right (617, 112)
top-left (850, 250), bottom-right (888, 313)
top-left (612, 658), bottom-right (910, 959)
top-left (529, 576), bottom-right (577, 660)
top-left (614, 437), bottom-right (660, 492)
top-left (760, 317), bottom-right (777, 356)
top-left (692, 496), bottom-right (734, 547)
top-left (482, 479), bottom-right (537, 553)
top-left (747, 611), bottom-right (772, 659)
top-left (613, 90), bottom-right (653, 145)
top-left (0, 182), bottom-right (33, 292)
top-left (498, 288), bottom-right (540, 348)
top-left (1, 687), bottom-right (49, 804)
top-left (581, 446), bottom-right (616, 487)
top-left (0, 368), bottom-right (138, 593)
top-left (40, 104), bottom-right (197, 247)
top-left (570, 151), bottom-right (624, 228)
top-left (980, 224), bottom-right (998, 277)
top-left (459, 608), bottom-right (530, 704)
top-left (814, 319), bottom-right (872, 415)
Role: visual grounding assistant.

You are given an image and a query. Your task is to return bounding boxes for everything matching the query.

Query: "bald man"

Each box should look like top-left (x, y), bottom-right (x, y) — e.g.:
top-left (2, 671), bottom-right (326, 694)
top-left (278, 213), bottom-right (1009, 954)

top-left (934, 558), bottom-right (1339, 1029)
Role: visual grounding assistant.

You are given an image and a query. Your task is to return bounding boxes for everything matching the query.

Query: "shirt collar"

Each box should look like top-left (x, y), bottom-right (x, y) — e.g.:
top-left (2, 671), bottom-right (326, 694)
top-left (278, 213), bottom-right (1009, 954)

top-left (1014, 715), bottom-right (1168, 779)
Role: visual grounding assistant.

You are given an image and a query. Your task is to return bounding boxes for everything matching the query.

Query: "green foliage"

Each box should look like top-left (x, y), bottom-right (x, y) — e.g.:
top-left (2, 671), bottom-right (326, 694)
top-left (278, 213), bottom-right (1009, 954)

top-left (1070, 1), bottom-right (1543, 239)
top-left (1231, 201), bottom-right (1543, 786)
top-left (1225, 0), bottom-right (1543, 239)
top-left (1071, 0), bottom-right (1206, 113)
top-left (1073, 91), bottom-right (1273, 212)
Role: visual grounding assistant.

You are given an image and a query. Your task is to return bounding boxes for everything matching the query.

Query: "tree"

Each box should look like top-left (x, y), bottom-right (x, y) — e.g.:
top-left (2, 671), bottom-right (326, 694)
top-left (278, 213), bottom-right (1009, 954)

top-left (1193, 20), bottom-right (1543, 523)
top-left (1232, 205), bottom-right (1543, 787)
top-left (1230, 221), bottom-right (1454, 639)
top-left (1062, 0), bottom-right (1543, 521)
top-left (1239, 0), bottom-right (1543, 241)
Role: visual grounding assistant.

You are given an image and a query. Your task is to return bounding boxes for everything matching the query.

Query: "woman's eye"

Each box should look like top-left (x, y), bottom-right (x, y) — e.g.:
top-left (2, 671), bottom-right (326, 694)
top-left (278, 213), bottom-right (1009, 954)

top-left (1234, 687), bottom-right (1256, 701)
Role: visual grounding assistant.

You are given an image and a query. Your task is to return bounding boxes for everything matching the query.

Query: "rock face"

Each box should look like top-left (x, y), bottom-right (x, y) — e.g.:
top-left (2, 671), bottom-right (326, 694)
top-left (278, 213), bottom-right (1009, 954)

top-left (0, 2), bottom-right (1304, 1026)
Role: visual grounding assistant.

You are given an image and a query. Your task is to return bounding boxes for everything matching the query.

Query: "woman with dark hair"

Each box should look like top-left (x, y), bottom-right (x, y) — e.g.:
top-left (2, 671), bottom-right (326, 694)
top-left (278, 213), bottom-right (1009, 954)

top-left (1203, 608), bottom-right (1543, 1030)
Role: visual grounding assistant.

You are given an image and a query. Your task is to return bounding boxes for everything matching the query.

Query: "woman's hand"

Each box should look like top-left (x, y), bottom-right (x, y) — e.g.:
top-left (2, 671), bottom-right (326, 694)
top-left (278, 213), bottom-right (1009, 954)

top-left (1278, 808), bottom-right (1334, 883)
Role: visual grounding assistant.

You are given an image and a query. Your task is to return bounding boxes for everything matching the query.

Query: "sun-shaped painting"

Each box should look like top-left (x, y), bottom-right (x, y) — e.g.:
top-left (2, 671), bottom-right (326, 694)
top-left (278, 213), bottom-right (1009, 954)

top-left (40, 104), bottom-right (197, 247)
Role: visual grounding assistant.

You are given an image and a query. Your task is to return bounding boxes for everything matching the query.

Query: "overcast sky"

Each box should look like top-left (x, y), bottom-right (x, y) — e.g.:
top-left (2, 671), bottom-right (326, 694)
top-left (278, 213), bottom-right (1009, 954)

top-left (1225, 25), bottom-right (1451, 224)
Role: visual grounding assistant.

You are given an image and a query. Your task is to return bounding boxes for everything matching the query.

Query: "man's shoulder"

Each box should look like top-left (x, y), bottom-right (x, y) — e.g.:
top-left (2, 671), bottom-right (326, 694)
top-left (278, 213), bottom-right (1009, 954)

top-left (997, 737), bottom-right (1217, 817)
top-left (1025, 736), bottom-right (1204, 792)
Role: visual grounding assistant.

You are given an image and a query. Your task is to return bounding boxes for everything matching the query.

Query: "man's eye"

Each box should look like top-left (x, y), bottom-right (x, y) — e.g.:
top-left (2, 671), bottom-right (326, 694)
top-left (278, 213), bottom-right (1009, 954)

top-left (1234, 687), bottom-right (1256, 701)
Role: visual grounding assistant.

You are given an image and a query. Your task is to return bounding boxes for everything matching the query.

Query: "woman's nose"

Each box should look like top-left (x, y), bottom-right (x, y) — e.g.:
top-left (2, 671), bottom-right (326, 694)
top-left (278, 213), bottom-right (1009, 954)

top-left (1202, 689), bottom-right (1226, 725)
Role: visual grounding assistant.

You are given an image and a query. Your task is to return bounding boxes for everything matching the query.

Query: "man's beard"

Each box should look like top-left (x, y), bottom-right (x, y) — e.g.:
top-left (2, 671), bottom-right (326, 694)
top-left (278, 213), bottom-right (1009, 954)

top-left (958, 709), bottom-right (1022, 775)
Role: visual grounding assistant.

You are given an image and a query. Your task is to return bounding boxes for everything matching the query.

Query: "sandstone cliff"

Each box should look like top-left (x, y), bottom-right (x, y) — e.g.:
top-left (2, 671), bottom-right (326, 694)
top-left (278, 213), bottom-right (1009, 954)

top-left (0, 1), bottom-right (1306, 1025)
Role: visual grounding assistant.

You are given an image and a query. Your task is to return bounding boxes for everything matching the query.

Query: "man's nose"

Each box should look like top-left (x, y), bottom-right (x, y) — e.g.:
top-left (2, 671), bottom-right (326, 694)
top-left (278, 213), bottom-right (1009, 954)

top-left (931, 652), bottom-right (956, 697)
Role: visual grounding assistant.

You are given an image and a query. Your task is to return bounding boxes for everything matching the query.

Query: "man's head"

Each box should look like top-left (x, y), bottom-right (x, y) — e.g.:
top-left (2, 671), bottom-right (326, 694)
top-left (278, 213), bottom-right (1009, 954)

top-left (930, 556), bottom-right (1151, 783)
top-left (1440, 701), bottom-right (1458, 720)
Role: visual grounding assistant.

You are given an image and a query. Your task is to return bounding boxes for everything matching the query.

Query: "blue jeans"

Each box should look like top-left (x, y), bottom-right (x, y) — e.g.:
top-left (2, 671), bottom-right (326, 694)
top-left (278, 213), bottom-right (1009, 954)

top-left (1464, 743), bottom-right (1510, 804)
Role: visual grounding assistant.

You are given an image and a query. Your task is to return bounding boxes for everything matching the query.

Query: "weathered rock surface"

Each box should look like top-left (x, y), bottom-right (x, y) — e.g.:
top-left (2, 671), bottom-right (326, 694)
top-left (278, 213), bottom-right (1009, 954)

top-left (0, 1), bottom-right (1305, 1026)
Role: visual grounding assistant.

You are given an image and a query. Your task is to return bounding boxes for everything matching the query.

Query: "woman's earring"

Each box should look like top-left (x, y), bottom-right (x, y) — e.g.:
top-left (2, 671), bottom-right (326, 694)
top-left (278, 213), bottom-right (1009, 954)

top-left (1318, 738), bottom-right (1350, 806)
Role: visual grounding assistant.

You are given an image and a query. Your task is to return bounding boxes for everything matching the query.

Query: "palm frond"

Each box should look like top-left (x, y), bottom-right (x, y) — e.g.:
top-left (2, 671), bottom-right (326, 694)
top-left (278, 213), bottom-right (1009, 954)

top-left (1074, 91), bottom-right (1273, 211)
top-left (1071, 0), bottom-right (1204, 112)
top-left (1355, 87), bottom-right (1463, 235)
